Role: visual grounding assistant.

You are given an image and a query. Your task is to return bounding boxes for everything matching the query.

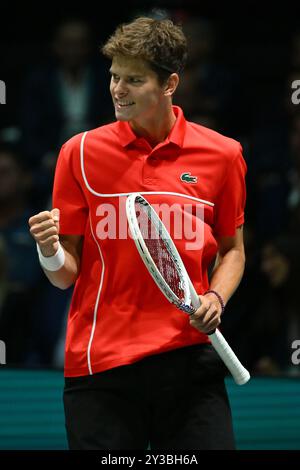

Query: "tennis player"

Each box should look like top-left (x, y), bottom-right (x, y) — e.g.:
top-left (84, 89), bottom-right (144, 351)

top-left (28, 16), bottom-right (247, 450)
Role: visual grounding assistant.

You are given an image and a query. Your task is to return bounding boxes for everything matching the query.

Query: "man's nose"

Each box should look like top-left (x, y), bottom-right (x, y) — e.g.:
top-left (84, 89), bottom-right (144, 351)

top-left (114, 79), bottom-right (128, 95)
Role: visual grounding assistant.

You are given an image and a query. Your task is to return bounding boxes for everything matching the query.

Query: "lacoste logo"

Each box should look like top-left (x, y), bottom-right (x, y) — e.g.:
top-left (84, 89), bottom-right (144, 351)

top-left (180, 172), bottom-right (198, 184)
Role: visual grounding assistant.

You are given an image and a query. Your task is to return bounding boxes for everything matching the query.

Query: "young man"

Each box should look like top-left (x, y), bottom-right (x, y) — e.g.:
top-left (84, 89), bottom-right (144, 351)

top-left (28, 17), bottom-right (246, 450)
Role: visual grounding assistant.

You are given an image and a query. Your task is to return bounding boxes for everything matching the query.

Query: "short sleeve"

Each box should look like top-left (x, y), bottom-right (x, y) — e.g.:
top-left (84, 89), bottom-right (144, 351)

top-left (52, 139), bottom-right (88, 235)
top-left (213, 144), bottom-right (247, 237)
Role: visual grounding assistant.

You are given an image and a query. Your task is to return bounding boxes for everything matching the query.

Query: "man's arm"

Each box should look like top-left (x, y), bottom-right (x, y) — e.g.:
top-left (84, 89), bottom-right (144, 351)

top-left (190, 226), bottom-right (245, 334)
top-left (29, 209), bottom-right (83, 290)
top-left (208, 225), bottom-right (246, 304)
top-left (45, 234), bottom-right (83, 289)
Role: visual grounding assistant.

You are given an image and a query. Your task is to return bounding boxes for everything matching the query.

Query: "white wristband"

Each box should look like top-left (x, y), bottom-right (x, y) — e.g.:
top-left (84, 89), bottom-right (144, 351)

top-left (36, 242), bottom-right (65, 271)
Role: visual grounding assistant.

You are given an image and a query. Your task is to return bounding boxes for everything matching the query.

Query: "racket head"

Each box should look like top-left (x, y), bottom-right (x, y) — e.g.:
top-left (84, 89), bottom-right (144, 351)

top-left (126, 193), bottom-right (196, 314)
top-left (126, 194), bottom-right (250, 386)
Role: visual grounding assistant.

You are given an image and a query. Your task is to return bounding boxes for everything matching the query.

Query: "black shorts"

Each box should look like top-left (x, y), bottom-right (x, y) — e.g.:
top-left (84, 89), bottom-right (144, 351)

top-left (63, 344), bottom-right (235, 450)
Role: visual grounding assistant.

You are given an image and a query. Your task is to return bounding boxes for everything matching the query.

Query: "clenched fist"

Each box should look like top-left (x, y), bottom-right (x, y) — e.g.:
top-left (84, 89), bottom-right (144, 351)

top-left (28, 208), bottom-right (60, 257)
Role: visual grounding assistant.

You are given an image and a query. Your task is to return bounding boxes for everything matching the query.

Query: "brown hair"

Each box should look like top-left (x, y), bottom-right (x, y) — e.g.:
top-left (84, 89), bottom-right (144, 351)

top-left (101, 17), bottom-right (187, 84)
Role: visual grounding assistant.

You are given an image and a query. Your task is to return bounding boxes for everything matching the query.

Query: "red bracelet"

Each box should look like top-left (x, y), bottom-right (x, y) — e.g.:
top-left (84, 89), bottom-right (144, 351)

top-left (204, 290), bottom-right (225, 315)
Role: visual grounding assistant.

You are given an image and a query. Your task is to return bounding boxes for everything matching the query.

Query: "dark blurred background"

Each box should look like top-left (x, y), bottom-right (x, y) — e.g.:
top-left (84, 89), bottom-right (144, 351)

top-left (1, 1), bottom-right (300, 377)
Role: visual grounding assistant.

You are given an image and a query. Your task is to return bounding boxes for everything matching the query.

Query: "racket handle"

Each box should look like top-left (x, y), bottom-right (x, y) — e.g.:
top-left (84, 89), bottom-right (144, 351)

top-left (208, 329), bottom-right (250, 385)
top-left (189, 284), bottom-right (250, 385)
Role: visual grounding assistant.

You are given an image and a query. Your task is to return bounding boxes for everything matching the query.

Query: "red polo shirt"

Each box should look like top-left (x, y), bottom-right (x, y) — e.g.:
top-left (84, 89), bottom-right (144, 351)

top-left (53, 106), bottom-right (247, 377)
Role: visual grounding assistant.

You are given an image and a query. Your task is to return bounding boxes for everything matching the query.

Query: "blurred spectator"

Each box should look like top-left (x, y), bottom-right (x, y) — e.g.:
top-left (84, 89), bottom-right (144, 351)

top-left (223, 230), bottom-right (300, 376)
top-left (175, 17), bottom-right (240, 133)
top-left (249, 110), bottom-right (300, 241)
top-left (255, 236), bottom-right (300, 375)
top-left (0, 143), bottom-right (71, 367)
top-left (24, 283), bottom-right (72, 368)
top-left (19, 18), bottom-right (112, 207)
top-left (0, 144), bottom-right (42, 364)
top-left (0, 145), bottom-right (39, 288)
top-left (248, 119), bottom-right (291, 241)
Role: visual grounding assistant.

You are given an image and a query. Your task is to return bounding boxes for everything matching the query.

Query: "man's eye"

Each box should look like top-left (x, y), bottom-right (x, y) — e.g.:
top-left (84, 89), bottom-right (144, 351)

top-left (130, 78), bottom-right (142, 84)
top-left (112, 75), bottom-right (119, 81)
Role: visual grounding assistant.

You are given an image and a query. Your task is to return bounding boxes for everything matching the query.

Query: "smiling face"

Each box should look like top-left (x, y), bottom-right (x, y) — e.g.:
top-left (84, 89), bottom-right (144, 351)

top-left (109, 55), bottom-right (170, 125)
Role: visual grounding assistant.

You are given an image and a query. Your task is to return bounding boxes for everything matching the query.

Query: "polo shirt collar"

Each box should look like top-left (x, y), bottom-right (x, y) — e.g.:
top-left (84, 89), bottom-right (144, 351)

top-left (117, 105), bottom-right (186, 149)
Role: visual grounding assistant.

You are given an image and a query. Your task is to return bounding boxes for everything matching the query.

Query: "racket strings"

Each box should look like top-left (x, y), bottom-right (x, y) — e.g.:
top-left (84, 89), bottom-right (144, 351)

top-left (136, 202), bottom-right (186, 302)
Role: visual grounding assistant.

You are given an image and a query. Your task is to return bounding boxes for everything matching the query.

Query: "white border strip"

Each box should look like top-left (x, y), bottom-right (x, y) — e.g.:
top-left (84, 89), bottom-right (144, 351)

top-left (80, 131), bottom-right (214, 207)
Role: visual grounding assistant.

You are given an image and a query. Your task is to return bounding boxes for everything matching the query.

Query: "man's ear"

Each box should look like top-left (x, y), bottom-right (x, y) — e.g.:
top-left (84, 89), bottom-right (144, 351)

top-left (164, 73), bottom-right (179, 97)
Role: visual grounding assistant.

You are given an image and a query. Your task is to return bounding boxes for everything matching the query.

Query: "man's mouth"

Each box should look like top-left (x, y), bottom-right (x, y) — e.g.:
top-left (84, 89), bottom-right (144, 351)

top-left (116, 101), bottom-right (135, 109)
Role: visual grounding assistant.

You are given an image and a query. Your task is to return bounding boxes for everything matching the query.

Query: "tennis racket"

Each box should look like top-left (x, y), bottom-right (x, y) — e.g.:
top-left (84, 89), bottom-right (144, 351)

top-left (126, 193), bottom-right (250, 385)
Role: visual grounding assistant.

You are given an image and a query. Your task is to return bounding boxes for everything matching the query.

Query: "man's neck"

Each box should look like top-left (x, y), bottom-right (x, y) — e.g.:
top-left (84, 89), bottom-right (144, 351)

top-left (129, 106), bottom-right (176, 147)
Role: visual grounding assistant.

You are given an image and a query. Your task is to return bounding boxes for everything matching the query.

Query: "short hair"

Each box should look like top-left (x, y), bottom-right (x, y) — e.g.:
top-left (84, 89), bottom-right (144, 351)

top-left (101, 16), bottom-right (187, 83)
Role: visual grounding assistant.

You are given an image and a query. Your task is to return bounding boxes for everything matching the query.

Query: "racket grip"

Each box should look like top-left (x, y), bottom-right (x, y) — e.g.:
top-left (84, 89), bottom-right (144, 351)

top-left (188, 282), bottom-right (250, 384)
top-left (209, 329), bottom-right (250, 385)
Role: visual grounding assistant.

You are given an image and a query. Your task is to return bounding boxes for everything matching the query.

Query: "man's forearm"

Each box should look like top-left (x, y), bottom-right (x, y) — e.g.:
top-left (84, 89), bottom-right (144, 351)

top-left (42, 245), bottom-right (80, 290)
top-left (208, 247), bottom-right (245, 305)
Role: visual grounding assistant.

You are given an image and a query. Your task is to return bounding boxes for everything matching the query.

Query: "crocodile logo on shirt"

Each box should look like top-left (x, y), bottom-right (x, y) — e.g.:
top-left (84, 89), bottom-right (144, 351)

top-left (180, 172), bottom-right (198, 184)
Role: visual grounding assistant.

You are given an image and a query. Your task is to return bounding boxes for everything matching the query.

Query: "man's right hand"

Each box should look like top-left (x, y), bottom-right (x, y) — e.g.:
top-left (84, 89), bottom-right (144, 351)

top-left (29, 208), bottom-right (60, 257)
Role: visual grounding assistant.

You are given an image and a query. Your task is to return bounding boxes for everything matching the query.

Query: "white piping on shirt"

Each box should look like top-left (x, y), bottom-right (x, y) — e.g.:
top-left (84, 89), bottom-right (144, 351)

top-left (87, 215), bottom-right (105, 375)
top-left (80, 131), bottom-right (215, 207)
